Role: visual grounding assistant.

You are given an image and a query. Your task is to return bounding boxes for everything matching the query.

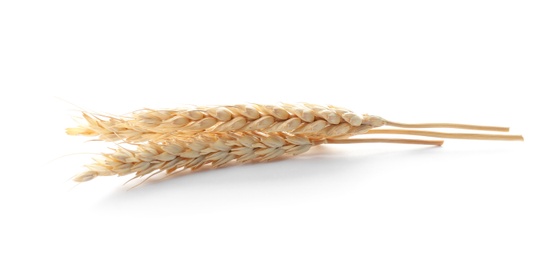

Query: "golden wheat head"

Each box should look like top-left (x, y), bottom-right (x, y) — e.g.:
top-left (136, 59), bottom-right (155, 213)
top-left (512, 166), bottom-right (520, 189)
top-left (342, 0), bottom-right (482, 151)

top-left (67, 103), bottom-right (386, 142)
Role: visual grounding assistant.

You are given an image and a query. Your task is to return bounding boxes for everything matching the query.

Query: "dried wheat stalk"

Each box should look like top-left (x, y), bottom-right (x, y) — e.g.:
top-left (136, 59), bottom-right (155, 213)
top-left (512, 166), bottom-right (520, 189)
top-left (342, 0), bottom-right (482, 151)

top-left (68, 103), bottom-right (524, 184)
top-left (74, 131), bottom-right (444, 182)
top-left (67, 103), bottom-right (386, 142)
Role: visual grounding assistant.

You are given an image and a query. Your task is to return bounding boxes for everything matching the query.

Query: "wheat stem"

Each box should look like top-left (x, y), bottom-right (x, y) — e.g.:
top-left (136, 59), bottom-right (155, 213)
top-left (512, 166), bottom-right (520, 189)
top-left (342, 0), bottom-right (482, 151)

top-left (327, 138), bottom-right (444, 146)
top-left (366, 129), bottom-right (524, 141)
top-left (384, 120), bottom-right (510, 132)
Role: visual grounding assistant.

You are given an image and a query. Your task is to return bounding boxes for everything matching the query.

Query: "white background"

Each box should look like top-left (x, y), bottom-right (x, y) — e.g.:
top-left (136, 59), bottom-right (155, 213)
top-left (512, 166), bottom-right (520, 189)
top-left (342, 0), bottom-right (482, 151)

top-left (1, 1), bottom-right (558, 259)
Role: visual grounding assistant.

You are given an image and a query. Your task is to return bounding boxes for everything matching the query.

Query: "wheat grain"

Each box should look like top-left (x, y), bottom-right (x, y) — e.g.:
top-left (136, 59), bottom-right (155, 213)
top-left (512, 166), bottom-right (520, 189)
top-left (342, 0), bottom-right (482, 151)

top-left (66, 103), bottom-right (386, 142)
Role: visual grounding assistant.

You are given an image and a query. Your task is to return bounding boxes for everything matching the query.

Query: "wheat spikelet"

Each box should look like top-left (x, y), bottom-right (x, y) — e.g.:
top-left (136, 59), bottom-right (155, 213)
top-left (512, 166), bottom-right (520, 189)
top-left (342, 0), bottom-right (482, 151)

top-left (66, 103), bottom-right (386, 142)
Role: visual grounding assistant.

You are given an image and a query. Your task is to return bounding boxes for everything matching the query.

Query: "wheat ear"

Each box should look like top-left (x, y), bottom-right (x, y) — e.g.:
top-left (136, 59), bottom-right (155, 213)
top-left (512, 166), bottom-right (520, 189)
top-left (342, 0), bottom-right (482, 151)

top-left (67, 103), bottom-right (525, 143)
top-left (73, 132), bottom-right (443, 182)
top-left (66, 103), bottom-right (386, 142)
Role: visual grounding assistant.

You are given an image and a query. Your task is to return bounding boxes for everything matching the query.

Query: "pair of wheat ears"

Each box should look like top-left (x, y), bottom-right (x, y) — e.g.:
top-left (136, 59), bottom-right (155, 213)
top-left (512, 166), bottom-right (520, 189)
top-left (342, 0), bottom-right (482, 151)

top-left (67, 103), bottom-right (523, 183)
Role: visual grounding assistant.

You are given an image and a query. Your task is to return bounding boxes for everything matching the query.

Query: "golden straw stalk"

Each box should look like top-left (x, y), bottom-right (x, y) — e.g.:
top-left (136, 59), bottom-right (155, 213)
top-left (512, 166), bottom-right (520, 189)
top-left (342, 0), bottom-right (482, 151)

top-left (67, 103), bottom-right (523, 184)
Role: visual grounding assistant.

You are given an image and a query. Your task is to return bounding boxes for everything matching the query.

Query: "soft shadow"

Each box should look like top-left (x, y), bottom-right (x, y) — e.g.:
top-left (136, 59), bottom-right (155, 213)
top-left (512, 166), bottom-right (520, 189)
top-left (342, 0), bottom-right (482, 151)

top-left (98, 143), bottom-right (527, 212)
top-left (95, 145), bottom-right (448, 210)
